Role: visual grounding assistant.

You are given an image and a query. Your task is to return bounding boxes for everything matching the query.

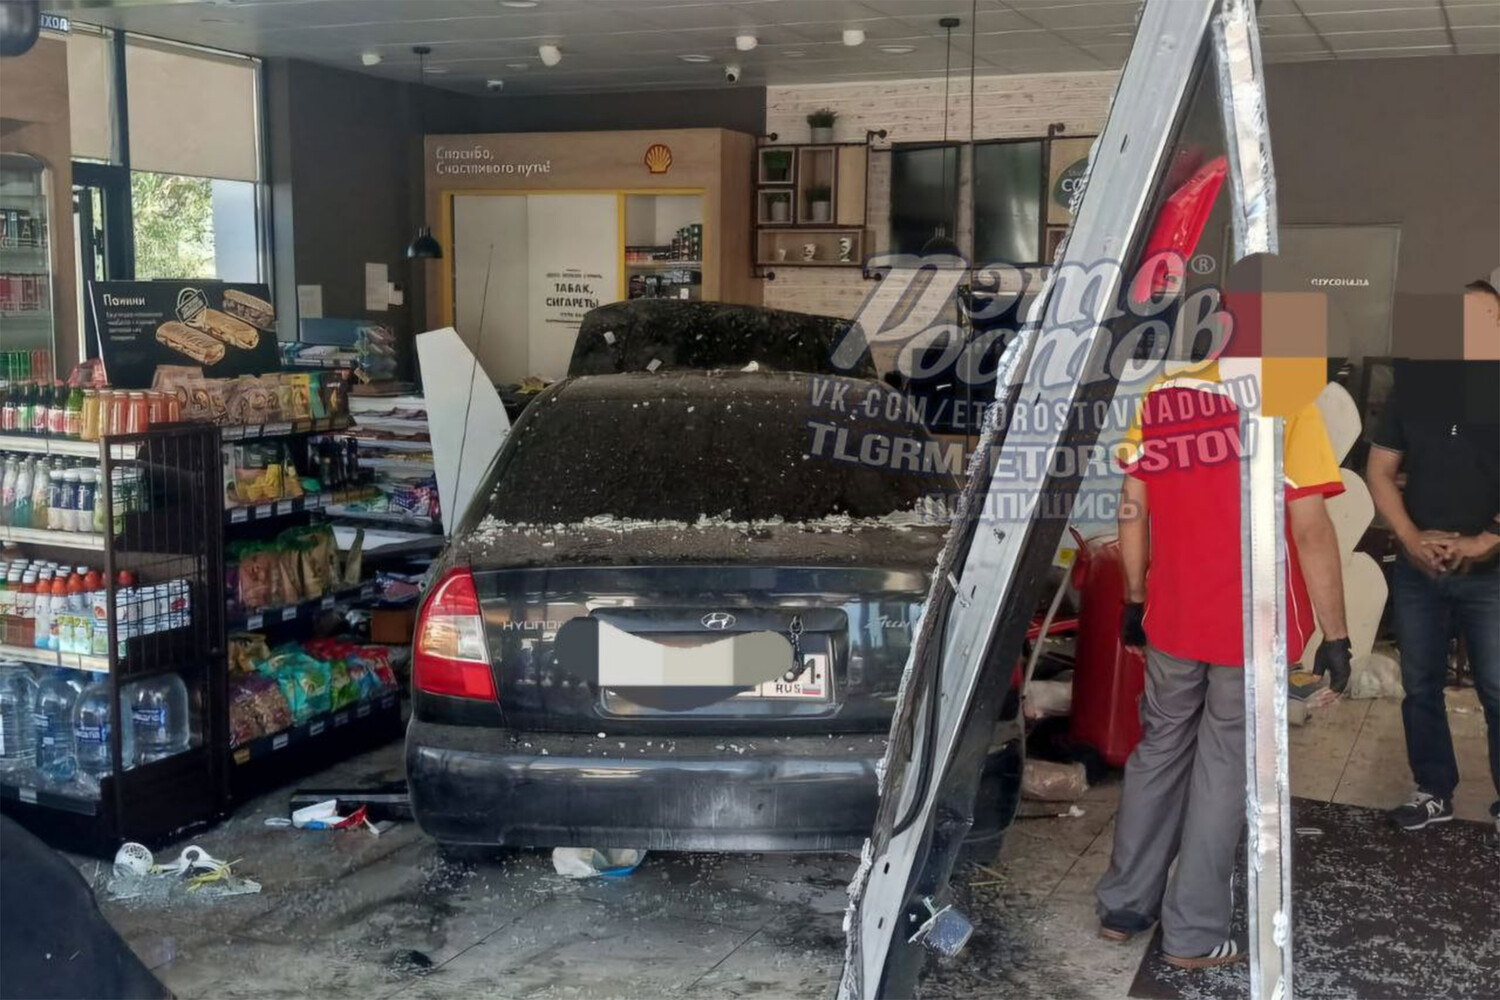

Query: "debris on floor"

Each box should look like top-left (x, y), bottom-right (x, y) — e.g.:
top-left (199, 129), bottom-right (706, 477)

top-left (551, 847), bottom-right (647, 878)
top-left (1021, 758), bottom-right (1089, 802)
top-left (104, 843), bottom-right (262, 904)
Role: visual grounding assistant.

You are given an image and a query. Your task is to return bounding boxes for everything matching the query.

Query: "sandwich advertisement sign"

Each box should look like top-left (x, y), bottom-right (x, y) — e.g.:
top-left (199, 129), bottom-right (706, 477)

top-left (89, 280), bottom-right (281, 388)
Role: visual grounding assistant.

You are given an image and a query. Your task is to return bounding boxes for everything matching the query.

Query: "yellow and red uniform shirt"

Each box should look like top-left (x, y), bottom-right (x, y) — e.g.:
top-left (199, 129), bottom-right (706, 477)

top-left (1115, 365), bottom-right (1344, 666)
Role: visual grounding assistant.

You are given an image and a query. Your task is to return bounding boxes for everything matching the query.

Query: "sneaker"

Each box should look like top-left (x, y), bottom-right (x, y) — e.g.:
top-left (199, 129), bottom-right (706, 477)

top-left (1099, 909), bottom-right (1154, 942)
top-left (1390, 791), bottom-right (1454, 831)
top-left (1163, 939), bottom-right (1244, 970)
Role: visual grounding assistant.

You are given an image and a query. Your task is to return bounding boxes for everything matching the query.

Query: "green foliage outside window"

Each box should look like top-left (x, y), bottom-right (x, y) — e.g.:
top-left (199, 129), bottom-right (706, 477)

top-left (131, 171), bottom-right (215, 279)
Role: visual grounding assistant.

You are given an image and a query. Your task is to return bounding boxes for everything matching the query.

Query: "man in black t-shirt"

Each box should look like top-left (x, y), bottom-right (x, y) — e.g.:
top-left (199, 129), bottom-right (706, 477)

top-left (1367, 281), bottom-right (1500, 835)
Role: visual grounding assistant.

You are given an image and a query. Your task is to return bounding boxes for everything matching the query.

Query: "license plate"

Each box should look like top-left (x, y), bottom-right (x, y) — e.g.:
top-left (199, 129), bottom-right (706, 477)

top-left (738, 653), bottom-right (829, 700)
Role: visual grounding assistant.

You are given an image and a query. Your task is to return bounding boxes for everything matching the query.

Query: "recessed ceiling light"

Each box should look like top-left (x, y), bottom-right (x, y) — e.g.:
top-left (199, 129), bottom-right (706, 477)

top-left (538, 43), bottom-right (562, 66)
top-left (878, 44), bottom-right (915, 54)
top-left (843, 28), bottom-right (866, 47)
top-left (735, 34), bottom-right (758, 52)
top-left (360, 51), bottom-right (382, 66)
top-left (679, 53), bottom-right (713, 63)
top-left (500, 1), bottom-right (539, 7)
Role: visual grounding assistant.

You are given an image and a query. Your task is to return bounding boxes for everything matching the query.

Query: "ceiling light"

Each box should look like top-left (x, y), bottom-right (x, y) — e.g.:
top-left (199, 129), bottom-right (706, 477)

top-left (538, 43), bottom-right (561, 66)
top-left (878, 44), bottom-right (915, 54)
top-left (735, 34), bottom-right (758, 51)
top-left (360, 51), bottom-right (382, 66)
top-left (500, 1), bottom-right (539, 7)
top-left (843, 28), bottom-right (866, 47)
top-left (486, 78), bottom-right (505, 91)
top-left (679, 53), bottom-right (713, 63)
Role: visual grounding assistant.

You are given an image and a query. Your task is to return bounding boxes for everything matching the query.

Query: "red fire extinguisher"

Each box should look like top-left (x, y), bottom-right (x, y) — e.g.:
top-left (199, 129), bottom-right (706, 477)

top-left (1067, 528), bottom-right (1146, 768)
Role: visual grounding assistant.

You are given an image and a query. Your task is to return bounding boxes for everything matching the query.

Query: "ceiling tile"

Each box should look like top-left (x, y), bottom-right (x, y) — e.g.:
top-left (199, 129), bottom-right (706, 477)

top-left (1258, 32), bottom-right (1333, 54)
top-left (1322, 26), bottom-right (1451, 48)
top-left (998, 1), bottom-right (1141, 30)
top-left (1303, 6), bottom-right (1447, 31)
top-left (1452, 24), bottom-right (1500, 50)
top-left (1445, 2), bottom-right (1500, 28)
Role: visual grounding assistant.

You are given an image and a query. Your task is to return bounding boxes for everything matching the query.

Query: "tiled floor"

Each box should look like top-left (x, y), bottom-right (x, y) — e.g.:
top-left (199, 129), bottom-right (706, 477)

top-left (95, 686), bottom-right (1495, 1000)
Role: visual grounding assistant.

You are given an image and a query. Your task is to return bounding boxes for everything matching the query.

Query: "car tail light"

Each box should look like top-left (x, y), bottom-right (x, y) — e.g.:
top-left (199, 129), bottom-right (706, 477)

top-left (414, 567), bottom-right (496, 700)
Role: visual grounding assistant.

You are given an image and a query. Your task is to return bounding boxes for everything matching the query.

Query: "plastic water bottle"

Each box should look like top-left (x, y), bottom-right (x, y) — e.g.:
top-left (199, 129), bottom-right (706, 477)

top-left (73, 679), bottom-right (132, 780)
top-left (33, 669), bottom-right (78, 783)
top-left (11, 457), bottom-right (32, 529)
top-left (127, 673), bottom-right (189, 764)
top-left (0, 456), bottom-right (17, 526)
top-left (0, 662), bottom-right (38, 773)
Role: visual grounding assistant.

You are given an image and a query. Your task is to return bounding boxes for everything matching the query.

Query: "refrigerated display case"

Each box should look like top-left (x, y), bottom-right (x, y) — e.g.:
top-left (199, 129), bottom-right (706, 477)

top-left (0, 154), bottom-right (55, 376)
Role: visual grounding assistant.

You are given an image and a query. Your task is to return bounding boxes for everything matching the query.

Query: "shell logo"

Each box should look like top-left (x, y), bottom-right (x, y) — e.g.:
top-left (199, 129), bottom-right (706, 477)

top-left (643, 143), bottom-right (673, 175)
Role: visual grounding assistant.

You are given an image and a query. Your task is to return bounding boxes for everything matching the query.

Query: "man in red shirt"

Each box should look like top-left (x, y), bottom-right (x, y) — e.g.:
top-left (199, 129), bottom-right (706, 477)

top-left (1094, 363), bottom-right (1351, 968)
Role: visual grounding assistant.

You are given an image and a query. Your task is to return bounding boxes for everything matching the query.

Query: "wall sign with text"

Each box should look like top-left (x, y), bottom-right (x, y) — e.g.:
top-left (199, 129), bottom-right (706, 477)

top-left (90, 280), bottom-right (280, 388)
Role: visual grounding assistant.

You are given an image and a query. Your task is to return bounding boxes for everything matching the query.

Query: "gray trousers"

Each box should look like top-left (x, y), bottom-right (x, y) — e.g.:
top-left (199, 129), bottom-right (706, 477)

top-left (1095, 646), bottom-right (1246, 957)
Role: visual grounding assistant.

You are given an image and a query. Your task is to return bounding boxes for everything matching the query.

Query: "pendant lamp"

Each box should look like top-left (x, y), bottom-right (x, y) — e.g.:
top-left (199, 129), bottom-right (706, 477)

top-left (407, 46), bottom-right (444, 260)
top-left (921, 17), bottom-right (962, 258)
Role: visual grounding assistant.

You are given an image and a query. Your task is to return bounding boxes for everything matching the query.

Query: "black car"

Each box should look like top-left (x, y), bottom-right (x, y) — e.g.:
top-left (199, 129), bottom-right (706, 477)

top-left (406, 368), bottom-right (978, 851)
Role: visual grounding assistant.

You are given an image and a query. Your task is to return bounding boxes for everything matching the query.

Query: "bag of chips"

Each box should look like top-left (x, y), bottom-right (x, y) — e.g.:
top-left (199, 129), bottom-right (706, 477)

top-left (228, 631), bottom-right (271, 675)
top-left (259, 645), bottom-right (331, 722)
top-left (228, 674), bottom-right (293, 747)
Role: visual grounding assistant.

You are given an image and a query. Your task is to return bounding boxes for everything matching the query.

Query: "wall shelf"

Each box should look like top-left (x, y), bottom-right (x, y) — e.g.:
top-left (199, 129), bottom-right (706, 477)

top-left (752, 141), bottom-right (870, 272)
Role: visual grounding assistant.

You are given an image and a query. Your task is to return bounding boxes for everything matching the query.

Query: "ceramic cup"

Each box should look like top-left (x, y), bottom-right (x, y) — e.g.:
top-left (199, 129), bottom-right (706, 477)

top-left (775, 247), bottom-right (787, 262)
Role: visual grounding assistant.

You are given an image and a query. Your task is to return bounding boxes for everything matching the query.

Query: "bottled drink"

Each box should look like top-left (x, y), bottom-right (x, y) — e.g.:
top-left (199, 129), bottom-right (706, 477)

top-left (33, 669), bottom-right (78, 783)
top-left (32, 565), bottom-right (53, 650)
top-left (80, 390), bottom-right (100, 442)
top-left (10, 456), bottom-right (32, 529)
top-left (54, 469), bottom-right (77, 532)
top-left (47, 382), bottom-right (67, 437)
top-left (0, 456), bottom-right (17, 526)
top-left (29, 457), bottom-right (49, 532)
top-left (0, 662), bottom-right (38, 773)
top-left (0, 563), bottom-right (19, 645)
top-left (17, 381), bottom-right (36, 435)
top-left (48, 568), bottom-right (69, 651)
top-left (0, 382), bottom-right (16, 433)
top-left (64, 385), bottom-right (84, 439)
top-left (74, 468), bottom-right (96, 534)
top-left (73, 679), bottom-right (132, 780)
top-left (127, 673), bottom-right (188, 764)
top-left (14, 568), bottom-right (36, 647)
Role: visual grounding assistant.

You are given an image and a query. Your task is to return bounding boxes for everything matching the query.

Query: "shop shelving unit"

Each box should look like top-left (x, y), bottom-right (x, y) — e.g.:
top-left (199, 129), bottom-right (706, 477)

top-left (0, 425), bottom-right (226, 855)
top-left (751, 140), bottom-right (871, 275)
top-left (220, 418), bottom-right (406, 800)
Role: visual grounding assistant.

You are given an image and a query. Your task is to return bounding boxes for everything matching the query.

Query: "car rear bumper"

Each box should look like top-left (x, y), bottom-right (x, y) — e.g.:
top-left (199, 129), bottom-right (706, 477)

top-left (406, 719), bottom-right (888, 851)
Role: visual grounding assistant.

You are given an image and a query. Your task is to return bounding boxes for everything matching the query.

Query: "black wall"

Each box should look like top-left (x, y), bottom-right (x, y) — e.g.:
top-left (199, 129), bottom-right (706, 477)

top-left (264, 58), bottom-right (766, 365)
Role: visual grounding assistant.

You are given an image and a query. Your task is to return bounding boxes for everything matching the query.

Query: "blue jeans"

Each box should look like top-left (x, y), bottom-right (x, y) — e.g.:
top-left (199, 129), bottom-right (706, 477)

top-left (1392, 559), bottom-right (1500, 813)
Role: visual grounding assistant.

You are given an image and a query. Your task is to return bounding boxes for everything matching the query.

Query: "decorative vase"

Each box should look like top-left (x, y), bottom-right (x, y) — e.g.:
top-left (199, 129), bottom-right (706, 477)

top-left (810, 126), bottom-right (834, 143)
top-left (810, 200), bottom-right (831, 223)
top-left (838, 237), bottom-right (853, 263)
top-left (769, 199), bottom-right (790, 223)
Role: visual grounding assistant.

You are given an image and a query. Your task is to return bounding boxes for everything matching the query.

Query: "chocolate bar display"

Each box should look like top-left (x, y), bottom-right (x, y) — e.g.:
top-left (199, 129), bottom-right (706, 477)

top-left (155, 321), bottom-right (227, 366)
top-left (222, 289), bottom-right (276, 331)
top-left (189, 307), bottom-right (260, 350)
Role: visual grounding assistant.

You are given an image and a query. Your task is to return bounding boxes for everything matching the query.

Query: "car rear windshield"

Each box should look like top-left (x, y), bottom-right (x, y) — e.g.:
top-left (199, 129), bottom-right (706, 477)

top-left (482, 380), bottom-right (948, 524)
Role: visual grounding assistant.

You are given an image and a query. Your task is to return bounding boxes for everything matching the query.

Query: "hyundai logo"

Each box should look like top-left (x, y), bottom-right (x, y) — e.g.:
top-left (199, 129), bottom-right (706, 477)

top-left (701, 612), bottom-right (737, 631)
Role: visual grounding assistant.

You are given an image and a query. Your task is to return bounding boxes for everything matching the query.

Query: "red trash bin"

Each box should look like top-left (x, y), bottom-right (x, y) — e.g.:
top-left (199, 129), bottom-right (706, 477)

top-left (1067, 529), bottom-right (1146, 768)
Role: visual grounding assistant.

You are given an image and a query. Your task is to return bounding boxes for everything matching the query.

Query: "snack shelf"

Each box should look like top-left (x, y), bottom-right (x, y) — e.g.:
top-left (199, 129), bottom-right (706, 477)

top-left (0, 780), bottom-right (99, 816)
top-left (225, 493), bottom-right (329, 525)
top-left (323, 507), bottom-right (443, 534)
top-left (228, 581), bottom-right (378, 632)
top-left (220, 416), bottom-right (352, 442)
top-left (0, 434), bottom-right (139, 459)
top-left (0, 642), bottom-right (109, 673)
top-left (0, 525), bottom-right (107, 550)
top-left (229, 690), bottom-right (400, 767)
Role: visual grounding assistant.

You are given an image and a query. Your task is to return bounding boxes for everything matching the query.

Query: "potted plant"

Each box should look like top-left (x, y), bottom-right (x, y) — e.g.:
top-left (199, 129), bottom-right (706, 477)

top-left (807, 108), bottom-right (837, 143)
top-left (766, 191), bottom-right (791, 223)
top-left (806, 185), bottom-right (832, 223)
top-left (763, 148), bottom-right (793, 183)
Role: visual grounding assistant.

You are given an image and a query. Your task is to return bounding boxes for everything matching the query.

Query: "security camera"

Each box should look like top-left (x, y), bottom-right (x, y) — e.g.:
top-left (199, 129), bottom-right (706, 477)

top-left (724, 63), bottom-right (741, 83)
top-left (486, 79), bottom-right (505, 92)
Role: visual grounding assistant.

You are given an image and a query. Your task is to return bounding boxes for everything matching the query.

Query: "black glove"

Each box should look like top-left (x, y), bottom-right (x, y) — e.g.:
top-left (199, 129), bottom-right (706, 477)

top-left (1314, 637), bottom-right (1353, 694)
top-left (1121, 602), bottom-right (1147, 649)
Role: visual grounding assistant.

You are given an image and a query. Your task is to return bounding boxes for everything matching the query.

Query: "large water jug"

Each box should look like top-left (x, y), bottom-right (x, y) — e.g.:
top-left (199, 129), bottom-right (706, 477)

top-left (74, 679), bottom-right (133, 780)
top-left (0, 662), bottom-right (38, 773)
top-left (34, 669), bottom-right (79, 783)
top-left (127, 673), bottom-right (189, 764)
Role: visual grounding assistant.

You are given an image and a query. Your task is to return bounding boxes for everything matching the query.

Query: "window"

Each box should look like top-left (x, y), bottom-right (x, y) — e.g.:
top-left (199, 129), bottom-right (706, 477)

top-left (890, 145), bottom-right (959, 255)
top-left (973, 141), bottom-right (1043, 265)
top-left (887, 134), bottom-right (1096, 266)
top-left (67, 28), bottom-right (265, 285)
